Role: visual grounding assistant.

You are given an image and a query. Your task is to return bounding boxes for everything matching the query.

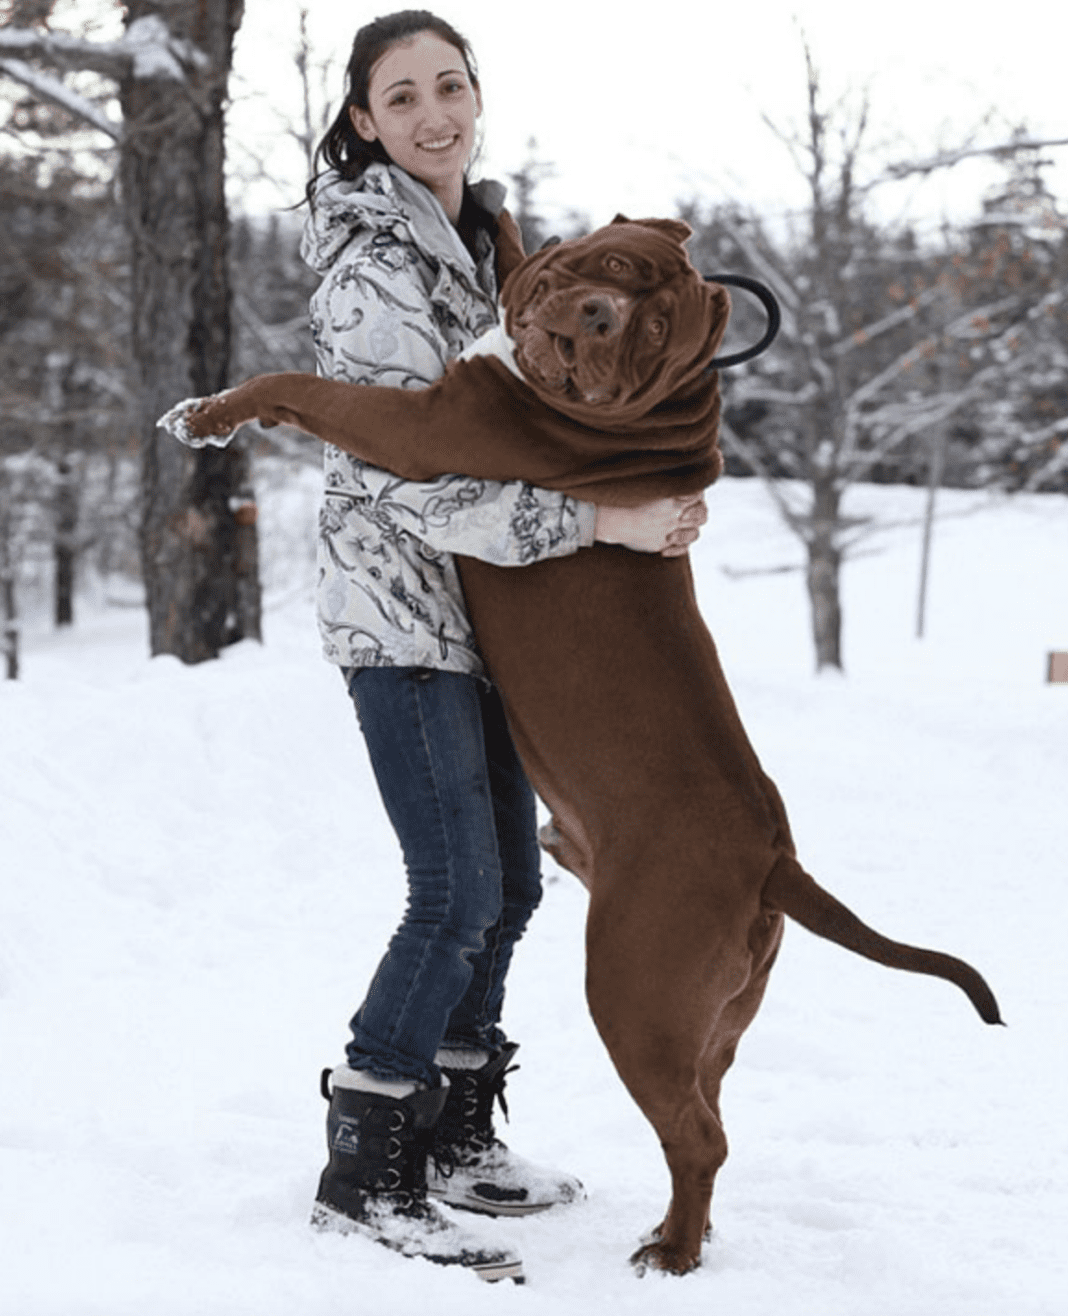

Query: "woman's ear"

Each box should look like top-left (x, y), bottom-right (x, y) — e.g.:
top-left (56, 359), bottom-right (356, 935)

top-left (474, 85), bottom-right (483, 118)
top-left (349, 104), bottom-right (377, 143)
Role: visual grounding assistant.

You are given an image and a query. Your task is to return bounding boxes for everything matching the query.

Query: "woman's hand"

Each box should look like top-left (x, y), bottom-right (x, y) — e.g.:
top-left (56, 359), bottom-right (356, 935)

top-left (594, 493), bottom-right (708, 557)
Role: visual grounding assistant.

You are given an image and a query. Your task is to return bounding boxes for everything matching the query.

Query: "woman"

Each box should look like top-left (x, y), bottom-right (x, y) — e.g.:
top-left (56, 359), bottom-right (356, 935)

top-left (303, 10), bottom-right (705, 1280)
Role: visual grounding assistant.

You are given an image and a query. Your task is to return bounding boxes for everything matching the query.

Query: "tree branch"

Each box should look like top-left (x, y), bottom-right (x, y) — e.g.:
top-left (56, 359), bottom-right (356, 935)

top-left (731, 380), bottom-right (821, 407)
top-left (0, 55), bottom-right (122, 139)
top-left (829, 285), bottom-right (942, 358)
top-left (0, 26), bottom-right (132, 79)
top-left (0, 15), bottom-right (209, 83)
top-left (717, 421), bottom-right (812, 539)
top-left (884, 135), bottom-right (1068, 181)
top-left (844, 294), bottom-right (1021, 419)
top-left (1022, 419), bottom-right (1068, 491)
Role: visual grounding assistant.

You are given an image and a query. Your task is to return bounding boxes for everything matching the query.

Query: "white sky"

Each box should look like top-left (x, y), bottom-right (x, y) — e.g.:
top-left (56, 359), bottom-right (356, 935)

top-left (225, 0), bottom-right (1068, 237)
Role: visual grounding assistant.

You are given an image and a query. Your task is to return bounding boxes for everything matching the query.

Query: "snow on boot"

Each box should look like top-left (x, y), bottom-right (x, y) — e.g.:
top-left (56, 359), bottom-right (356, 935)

top-left (428, 1043), bottom-right (584, 1216)
top-left (310, 1067), bottom-right (523, 1283)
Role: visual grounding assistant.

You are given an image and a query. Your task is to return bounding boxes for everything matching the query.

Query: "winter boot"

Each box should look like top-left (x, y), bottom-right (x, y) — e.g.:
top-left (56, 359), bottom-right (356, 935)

top-left (310, 1066), bottom-right (523, 1283)
top-left (427, 1043), bottom-right (584, 1216)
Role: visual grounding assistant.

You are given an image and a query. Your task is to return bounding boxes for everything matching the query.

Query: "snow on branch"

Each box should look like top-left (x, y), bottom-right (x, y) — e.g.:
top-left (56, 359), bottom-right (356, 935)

top-left (885, 135), bottom-right (1068, 181)
top-left (0, 25), bottom-right (130, 79)
top-left (0, 16), bottom-right (208, 84)
top-left (0, 55), bottom-right (121, 139)
top-left (731, 379), bottom-right (821, 408)
top-left (120, 15), bottom-right (208, 80)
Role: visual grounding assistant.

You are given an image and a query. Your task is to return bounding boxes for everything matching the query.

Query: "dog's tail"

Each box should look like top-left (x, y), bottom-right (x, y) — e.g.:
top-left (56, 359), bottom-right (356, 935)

top-left (763, 853), bottom-right (1003, 1025)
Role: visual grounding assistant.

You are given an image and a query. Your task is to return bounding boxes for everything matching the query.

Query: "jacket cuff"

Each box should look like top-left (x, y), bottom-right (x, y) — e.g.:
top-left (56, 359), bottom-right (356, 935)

top-left (572, 499), bottom-right (598, 548)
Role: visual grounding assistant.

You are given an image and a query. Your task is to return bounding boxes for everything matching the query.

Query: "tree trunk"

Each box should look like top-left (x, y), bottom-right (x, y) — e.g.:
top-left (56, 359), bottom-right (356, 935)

top-left (119, 0), bottom-right (260, 663)
top-left (1, 500), bottom-right (17, 679)
top-left (2, 571), bottom-right (16, 680)
top-left (805, 477), bottom-right (843, 670)
top-left (53, 451), bottom-right (76, 627)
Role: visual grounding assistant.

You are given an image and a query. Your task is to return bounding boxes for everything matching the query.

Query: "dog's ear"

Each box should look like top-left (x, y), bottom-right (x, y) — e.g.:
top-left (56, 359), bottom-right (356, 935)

top-left (495, 208), bottom-right (528, 284)
top-left (637, 217), bottom-right (693, 245)
top-left (610, 214), bottom-right (693, 245)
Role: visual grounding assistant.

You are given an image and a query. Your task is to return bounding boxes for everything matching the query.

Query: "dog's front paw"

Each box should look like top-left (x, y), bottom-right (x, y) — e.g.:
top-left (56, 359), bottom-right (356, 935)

top-left (157, 392), bottom-right (239, 448)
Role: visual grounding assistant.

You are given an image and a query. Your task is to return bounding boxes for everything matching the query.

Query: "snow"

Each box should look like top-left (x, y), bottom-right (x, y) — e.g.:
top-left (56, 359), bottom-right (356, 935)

top-left (120, 16), bottom-right (209, 83)
top-left (2, 471), bottom-right (1066, 1314)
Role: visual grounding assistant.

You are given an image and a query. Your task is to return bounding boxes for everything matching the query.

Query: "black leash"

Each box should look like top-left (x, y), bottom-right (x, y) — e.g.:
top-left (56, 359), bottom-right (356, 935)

top-left (703, 273), bottom-right (781, 369)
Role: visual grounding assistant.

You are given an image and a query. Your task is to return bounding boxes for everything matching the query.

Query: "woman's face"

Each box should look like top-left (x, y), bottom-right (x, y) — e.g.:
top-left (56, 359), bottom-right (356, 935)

top-left (350, 31), bottom-right (482, 209)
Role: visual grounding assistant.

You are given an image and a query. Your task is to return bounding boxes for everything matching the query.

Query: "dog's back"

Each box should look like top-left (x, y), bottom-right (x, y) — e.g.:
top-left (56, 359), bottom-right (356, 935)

top-left (460, 541), bottom-right (1001, 1024)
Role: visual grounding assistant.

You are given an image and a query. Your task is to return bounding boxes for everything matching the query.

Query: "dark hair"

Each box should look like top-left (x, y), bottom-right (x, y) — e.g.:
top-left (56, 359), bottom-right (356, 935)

top-left (305, 9), bottom-right (480, 207)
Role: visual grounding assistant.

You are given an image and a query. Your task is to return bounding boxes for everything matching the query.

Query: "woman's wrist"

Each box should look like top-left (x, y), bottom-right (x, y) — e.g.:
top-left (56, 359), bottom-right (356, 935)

top-left (594, 494), bottom-right (708, 556)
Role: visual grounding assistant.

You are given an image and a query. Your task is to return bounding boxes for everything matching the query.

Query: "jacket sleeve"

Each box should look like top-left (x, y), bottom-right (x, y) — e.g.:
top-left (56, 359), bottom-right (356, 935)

top-left (348, 464), bottom-right (597, 566)
top-left (312, 230), bottom-right (595, 565)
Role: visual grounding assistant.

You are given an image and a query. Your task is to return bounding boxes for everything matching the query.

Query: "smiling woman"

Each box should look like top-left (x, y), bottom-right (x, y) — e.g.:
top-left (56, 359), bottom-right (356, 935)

top-left (348, 32), bottom-right (483, 222)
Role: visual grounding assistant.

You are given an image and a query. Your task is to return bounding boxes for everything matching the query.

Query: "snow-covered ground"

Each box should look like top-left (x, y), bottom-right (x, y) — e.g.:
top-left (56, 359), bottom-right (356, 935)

top-left (2, 471), bottom-right (1066, 1315)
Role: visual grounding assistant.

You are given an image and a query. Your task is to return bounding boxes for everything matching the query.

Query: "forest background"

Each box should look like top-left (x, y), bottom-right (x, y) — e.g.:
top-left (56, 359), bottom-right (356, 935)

top-left (1, 0), bottom-right (1066, 676)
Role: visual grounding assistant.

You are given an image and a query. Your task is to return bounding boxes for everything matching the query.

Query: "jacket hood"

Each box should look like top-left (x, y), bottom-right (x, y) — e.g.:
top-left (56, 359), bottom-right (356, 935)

top-left (300, 163), bottom-right (506, 276)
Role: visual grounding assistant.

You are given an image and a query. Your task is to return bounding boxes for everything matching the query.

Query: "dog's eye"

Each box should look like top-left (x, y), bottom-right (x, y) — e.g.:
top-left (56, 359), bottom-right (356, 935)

top-left (603, 255), bottom-right (632, 276)
top-left (647, 317), bottom-right (668, 342)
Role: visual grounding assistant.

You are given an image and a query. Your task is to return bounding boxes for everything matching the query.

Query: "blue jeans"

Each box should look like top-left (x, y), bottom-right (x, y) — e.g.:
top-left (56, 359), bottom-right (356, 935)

top-left (342, 666), bottom-right (543, 1088)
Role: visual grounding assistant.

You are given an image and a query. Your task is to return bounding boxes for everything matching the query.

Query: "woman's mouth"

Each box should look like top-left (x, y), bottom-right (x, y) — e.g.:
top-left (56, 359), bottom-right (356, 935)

top-left (417, 134), bottom-right (460, 153)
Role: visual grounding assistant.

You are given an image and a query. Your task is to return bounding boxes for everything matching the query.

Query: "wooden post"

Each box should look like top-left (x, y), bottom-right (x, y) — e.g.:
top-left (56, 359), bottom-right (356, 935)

top-left (916, 424), bottom-right (947, 640)
top-left (1047, 652), bottom-right (1068, 683)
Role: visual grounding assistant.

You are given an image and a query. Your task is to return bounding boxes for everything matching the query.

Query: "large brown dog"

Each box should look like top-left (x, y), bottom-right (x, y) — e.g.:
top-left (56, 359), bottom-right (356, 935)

top-left (164, 216), bottom-right (1001, 1275)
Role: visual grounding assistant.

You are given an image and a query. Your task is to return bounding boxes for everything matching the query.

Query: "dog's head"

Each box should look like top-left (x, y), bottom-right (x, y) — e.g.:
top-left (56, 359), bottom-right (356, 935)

top-left (500, 216), bottom-right (730, 429)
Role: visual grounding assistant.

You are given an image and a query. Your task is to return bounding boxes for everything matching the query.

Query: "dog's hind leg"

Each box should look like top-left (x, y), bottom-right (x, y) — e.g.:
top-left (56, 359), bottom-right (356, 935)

top-left (692, 907), bottom-right (784, 1238)
top-left (634, 906), bottom-right (785, 1259)
top-left (584, 896), bottom-right (758, 1275)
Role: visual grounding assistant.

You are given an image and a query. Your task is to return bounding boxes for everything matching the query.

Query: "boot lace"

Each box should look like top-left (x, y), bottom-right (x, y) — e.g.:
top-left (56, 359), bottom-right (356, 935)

top-left (439, 1052), bottom-right (521, 1159)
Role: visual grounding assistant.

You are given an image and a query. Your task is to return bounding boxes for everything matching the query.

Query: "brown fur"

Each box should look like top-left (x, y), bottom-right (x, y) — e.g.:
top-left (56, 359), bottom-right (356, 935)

top-left (181, 216), bottom-right (1001, 1274)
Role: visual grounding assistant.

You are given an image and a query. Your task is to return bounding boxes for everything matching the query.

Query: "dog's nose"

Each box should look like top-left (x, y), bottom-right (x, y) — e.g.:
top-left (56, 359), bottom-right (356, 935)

top-left (579, 294), bottom-right (623, 338)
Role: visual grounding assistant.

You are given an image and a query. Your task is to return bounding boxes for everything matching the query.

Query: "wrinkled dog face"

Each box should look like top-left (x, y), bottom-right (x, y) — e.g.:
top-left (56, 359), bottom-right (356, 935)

top-left (511, 250), bottom-right (673, 403)
top-left (502, 217), bottom-right (729, 427)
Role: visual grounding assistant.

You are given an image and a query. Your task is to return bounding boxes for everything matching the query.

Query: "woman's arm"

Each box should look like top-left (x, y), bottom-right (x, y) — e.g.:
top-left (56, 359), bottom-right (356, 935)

top-left (309, 233), bottom-right (626, 563)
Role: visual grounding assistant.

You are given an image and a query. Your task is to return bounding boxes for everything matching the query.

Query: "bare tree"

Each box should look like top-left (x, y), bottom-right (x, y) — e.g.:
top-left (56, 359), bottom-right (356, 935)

top-left (288, 5), bottom-right (333, 179)
top-left (685, 50), bottom-right (1061, 670)
top-left (0, 0), bottom-right (260, 663)
top-left (947, 151), bottom-right (1068, 492)
top-left (0, 144), bottom-right (136, 644)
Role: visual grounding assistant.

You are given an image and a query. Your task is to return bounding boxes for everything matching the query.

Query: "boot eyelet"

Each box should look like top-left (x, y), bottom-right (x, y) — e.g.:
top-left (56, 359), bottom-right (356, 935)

top-left (386, 1137), bottom-right (402, 1160)
top-left (388, 1110), bottom-right (405, 1132)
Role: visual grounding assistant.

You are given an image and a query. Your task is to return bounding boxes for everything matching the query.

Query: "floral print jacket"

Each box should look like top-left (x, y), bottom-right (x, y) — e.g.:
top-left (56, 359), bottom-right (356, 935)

top-left (301, 163), bottom-right (595, 674)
